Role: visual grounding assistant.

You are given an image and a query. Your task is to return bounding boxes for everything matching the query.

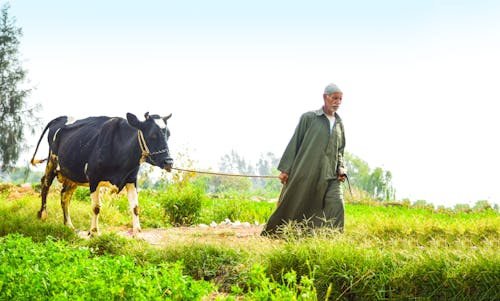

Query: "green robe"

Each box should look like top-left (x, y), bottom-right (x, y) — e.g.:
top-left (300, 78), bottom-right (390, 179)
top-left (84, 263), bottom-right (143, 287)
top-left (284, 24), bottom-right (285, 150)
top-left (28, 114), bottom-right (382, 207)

top-left (262, 108), bottom-right (346, 235)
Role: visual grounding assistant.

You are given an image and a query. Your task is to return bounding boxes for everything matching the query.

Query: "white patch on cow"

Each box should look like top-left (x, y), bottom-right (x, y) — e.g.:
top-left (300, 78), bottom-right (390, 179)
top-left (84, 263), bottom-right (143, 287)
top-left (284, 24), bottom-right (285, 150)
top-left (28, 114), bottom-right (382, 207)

top-left (53, 128), bottom-right (62, 142)
top-left (90, 190), bottom-right (101, 234)
top-left (154, 118), bottom-right (166, 129)
top-left (53, 117), bottom-right (75, 144)
top-left (89, 181), bottom-right (119, 235)
top-left (126, 183), bottom-right (141, 235)
top-left (65, 116), bottom-right (76, 125)
top-left (84, 163), bottom-right (88, 176)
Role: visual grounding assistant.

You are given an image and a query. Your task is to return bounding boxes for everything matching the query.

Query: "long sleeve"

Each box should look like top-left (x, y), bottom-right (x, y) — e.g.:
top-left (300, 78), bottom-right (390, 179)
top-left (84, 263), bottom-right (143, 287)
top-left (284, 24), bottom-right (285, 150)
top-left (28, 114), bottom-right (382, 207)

top-left (277, 113), bottom-right (311, 174)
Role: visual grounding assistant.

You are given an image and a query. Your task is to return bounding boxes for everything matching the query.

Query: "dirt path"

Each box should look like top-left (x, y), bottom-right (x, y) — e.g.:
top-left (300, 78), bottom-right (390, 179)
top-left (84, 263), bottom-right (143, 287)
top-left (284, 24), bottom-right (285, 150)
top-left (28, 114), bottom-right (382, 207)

top-left (114, 224), bottom-right (266, 246)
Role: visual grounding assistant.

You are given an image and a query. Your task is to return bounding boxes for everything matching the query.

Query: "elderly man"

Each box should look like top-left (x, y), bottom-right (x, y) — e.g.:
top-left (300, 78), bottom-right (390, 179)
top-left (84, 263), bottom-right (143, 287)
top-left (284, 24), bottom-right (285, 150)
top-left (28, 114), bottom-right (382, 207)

top-left (262, 83), bottom-right (347, 236)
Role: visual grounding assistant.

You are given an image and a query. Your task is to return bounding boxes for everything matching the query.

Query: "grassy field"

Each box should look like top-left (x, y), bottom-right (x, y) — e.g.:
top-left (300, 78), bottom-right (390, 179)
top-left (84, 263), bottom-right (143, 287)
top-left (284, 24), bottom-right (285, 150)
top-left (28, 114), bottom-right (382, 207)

top-left (1, 183), bottom-right (499, 300)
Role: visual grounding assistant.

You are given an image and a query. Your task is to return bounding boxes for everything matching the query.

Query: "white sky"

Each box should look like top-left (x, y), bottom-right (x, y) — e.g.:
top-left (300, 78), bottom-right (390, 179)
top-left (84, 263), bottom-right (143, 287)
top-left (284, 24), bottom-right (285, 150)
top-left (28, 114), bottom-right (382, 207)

top-left (7, 0), bottom-right (500, 207)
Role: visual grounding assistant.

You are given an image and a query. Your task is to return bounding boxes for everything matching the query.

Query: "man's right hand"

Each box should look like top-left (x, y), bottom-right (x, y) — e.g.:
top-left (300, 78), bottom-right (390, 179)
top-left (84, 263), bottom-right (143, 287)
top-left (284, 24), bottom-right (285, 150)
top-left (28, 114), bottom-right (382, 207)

top-left (337, 168), bottom-right (346, 182)
top-left (278, 172), bottom-right (289, 185)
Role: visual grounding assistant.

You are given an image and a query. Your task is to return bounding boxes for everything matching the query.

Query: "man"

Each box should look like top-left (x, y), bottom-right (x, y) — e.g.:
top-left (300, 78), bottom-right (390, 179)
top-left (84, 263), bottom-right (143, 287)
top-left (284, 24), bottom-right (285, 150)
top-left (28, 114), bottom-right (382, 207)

top-left (261, 83), bottom-right (346, 236)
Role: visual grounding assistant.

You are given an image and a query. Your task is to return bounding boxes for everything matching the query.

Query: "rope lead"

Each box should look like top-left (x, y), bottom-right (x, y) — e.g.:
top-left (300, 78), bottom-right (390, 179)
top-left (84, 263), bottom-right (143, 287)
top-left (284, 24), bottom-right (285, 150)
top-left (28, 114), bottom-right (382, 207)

top-left (171, 167), bottom-right (279, 179)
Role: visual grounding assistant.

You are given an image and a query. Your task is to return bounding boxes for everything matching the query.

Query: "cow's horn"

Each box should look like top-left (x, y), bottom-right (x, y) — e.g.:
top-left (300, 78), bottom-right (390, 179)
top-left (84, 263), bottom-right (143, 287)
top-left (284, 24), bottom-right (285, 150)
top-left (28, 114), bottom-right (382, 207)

top-left (163, 113), bottom-right (172, 122)
top-left (144, 112), bottom-right (150, 119)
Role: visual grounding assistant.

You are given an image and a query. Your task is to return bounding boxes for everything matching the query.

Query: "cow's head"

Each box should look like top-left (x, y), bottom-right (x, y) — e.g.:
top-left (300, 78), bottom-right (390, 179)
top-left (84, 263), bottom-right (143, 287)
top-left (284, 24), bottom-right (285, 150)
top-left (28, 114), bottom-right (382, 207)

top-left (126, 112), bottom-right (174, 171)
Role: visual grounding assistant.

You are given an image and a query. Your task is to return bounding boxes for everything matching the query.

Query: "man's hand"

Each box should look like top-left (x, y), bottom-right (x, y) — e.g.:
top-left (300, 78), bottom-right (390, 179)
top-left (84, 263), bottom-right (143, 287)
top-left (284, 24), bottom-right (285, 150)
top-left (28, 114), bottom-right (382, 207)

top-left (279, 172), bottom-right (289, 185)
top-left (337, 168), bottom-right (346, 182)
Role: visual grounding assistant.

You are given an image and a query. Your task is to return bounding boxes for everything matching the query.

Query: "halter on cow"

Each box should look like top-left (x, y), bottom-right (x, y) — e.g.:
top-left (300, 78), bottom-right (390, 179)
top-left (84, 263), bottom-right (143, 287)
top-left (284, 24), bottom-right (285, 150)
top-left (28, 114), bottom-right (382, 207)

top-left (30, 112), bottom-right (173, 236)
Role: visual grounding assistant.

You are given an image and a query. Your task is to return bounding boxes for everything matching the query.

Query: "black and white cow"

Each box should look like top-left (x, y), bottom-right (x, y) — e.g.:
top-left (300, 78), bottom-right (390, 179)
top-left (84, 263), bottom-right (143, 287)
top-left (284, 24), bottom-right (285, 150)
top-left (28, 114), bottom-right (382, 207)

top-left (30, 112), bottom-right (173, 236)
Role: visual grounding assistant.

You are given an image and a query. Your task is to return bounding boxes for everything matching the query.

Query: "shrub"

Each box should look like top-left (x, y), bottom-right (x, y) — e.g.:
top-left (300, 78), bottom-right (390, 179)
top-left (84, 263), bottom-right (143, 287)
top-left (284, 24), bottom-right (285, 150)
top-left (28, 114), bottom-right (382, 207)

top-left (161, 182), bottom-right (204, 226)
top-left (73, 186), bottom-right (90, 202)
top-left (86, 232), bottom-right (133, 256)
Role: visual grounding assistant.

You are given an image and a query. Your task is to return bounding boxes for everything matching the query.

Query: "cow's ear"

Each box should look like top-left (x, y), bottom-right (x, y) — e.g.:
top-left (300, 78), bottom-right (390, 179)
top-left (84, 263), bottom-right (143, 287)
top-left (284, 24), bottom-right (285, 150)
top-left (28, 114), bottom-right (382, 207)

top-left (126, 113), bottom-right (142, 129)
top-left (163, 113), bottom-right (172, 123)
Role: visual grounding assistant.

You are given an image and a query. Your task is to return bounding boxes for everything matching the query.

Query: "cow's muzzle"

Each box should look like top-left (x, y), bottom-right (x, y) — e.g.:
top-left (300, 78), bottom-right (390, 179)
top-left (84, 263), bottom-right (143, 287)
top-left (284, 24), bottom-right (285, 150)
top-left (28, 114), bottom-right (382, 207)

top-left (164, 157), bottom-right (173, 172)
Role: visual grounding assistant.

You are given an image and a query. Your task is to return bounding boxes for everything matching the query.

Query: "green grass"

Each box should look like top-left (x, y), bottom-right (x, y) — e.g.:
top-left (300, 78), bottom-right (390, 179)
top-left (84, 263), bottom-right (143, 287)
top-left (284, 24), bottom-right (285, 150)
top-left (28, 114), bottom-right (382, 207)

top-left (1, 185), bottom-right (499, 300)
top-left (0, 234), bottom-right (217, 300)
top-left (199, 197), bottom-right (275, 225)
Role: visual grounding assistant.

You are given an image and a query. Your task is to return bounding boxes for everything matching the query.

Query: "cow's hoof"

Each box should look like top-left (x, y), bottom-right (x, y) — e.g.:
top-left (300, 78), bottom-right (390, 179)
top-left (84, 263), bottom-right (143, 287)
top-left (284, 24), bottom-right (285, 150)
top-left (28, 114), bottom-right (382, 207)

top-left (65, 222), bottom-right (75, 230)
top-left (37, 210), bottom-right (47, 220)
top-left (88, 228), bottom-right (100, 237)
top-left (75, 230), bottom-right (91, 239)
top-left (131, 228), bottom-right (142, 238)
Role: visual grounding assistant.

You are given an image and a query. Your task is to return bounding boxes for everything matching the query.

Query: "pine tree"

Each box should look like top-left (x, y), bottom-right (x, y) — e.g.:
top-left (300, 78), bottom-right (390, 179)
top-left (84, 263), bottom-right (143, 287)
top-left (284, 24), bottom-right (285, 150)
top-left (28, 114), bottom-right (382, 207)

top-left (0, 4), bottom-right (39, 171)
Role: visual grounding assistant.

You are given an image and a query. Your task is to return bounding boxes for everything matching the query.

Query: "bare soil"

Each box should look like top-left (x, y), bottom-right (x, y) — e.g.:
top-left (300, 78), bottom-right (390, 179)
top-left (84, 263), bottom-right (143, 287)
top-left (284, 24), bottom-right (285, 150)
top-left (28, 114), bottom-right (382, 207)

top-left (114, 224), bottom-right (266, 246)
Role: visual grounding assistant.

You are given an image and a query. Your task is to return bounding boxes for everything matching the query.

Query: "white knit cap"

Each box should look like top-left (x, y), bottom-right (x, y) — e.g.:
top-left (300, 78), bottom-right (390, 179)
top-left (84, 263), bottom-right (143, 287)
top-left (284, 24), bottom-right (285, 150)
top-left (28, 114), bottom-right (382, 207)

top-left (324, 83), bottom-right (342, 94)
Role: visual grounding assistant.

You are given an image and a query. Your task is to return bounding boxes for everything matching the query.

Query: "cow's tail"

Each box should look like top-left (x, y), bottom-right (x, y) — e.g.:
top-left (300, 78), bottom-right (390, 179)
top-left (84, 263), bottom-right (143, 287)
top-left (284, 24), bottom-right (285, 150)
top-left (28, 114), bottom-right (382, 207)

top-left (30, 116), bottom-right (68, 166)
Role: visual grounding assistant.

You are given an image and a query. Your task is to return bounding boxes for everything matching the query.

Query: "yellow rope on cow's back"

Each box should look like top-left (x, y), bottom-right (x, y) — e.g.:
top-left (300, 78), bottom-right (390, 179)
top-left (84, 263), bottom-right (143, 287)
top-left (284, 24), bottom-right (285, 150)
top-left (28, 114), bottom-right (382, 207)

top-left (171, 167), bottom-right (279, 179)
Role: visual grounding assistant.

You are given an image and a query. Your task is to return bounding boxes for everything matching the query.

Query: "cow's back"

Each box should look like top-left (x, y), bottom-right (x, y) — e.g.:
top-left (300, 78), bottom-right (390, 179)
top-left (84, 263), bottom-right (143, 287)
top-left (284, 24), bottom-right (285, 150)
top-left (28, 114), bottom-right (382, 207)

top-left (54, 116), bottom-right (116, 183)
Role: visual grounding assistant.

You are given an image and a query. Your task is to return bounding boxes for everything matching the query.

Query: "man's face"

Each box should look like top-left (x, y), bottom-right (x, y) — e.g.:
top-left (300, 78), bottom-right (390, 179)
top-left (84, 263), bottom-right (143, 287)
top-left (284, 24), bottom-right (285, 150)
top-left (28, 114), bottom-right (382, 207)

top-left (323, 92), bottom-right (343, 116)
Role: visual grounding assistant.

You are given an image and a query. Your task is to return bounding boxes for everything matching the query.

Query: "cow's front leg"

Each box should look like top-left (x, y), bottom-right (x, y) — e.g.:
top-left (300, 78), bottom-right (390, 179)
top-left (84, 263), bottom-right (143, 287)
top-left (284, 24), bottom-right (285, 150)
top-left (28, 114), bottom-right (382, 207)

top-left (126, 183), bottom-right (141, 237)
top-left (89, 188), bottom-right (102, 236)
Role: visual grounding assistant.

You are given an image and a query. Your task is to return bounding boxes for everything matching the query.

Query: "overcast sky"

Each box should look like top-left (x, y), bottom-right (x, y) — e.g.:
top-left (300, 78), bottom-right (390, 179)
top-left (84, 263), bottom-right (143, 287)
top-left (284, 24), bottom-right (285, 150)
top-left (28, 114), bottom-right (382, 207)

top-left (7, 0), bottom-right (500, 207)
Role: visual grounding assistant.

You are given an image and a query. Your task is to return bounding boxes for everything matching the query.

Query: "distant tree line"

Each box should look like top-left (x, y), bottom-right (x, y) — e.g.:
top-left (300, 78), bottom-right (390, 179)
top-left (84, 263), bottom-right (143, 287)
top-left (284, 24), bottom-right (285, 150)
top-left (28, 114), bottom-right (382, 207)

top-left (196, 150), bottom-right (281, 197)
top-left (196, 149), bottom-right (397, 201)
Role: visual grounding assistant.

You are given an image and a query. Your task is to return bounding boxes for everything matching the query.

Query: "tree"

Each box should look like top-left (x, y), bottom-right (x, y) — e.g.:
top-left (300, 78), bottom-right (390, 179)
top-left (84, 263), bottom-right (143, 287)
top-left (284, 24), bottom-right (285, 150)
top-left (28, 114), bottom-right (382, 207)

top-left (0, 4), bottom-right (39, 171)
top-left (219, 149), bottom-right (252, 174)
top-left (256, 152), bottom-right (279, 177)
top-left (255, 152), bottom-right (281, 194)
top-left (344, 152), bottom-right (396, 201)
top-left (369, 167), bottom-right (385, 199)
top-left (215, 150), bottom-right (252, 193)
top-left (344, 152), bottom-right (371, 191)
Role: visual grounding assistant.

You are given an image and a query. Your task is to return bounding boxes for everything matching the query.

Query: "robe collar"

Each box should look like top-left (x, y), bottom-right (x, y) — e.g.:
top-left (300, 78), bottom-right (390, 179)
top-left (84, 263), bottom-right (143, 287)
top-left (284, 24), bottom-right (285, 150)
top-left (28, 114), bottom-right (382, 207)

top-left (314, 107), bottom-right (341, 121)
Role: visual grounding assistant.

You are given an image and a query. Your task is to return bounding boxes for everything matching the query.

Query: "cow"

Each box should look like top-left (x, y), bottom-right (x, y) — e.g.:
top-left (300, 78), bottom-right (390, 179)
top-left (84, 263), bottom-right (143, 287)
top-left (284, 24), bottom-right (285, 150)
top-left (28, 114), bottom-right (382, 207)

top-left (30, 112), bottom-right (173, 236)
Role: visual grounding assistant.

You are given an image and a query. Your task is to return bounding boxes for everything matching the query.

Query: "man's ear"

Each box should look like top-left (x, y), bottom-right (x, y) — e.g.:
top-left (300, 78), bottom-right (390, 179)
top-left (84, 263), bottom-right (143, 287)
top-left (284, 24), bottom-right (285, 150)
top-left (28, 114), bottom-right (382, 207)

top-left (126, 113), bottom-right (142, 129)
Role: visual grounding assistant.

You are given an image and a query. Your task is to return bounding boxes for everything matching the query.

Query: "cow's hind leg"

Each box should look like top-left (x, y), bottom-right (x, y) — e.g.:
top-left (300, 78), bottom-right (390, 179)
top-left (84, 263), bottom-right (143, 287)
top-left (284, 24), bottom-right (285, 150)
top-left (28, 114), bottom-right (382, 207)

top-left (126, 183), bottom-right (141, 237)
top-left (38, 155), bottom-right (58, 220)
top-left (89, 188), bottom-right (102, 236)
top-left (60, 181), bottom-right (77, 229)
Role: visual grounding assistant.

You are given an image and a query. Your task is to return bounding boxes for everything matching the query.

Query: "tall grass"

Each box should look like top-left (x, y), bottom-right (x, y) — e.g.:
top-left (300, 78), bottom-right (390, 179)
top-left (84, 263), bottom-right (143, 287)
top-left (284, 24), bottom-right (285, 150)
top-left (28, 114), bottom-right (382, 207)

top-left (264, 231), bottom-right (499, 300)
